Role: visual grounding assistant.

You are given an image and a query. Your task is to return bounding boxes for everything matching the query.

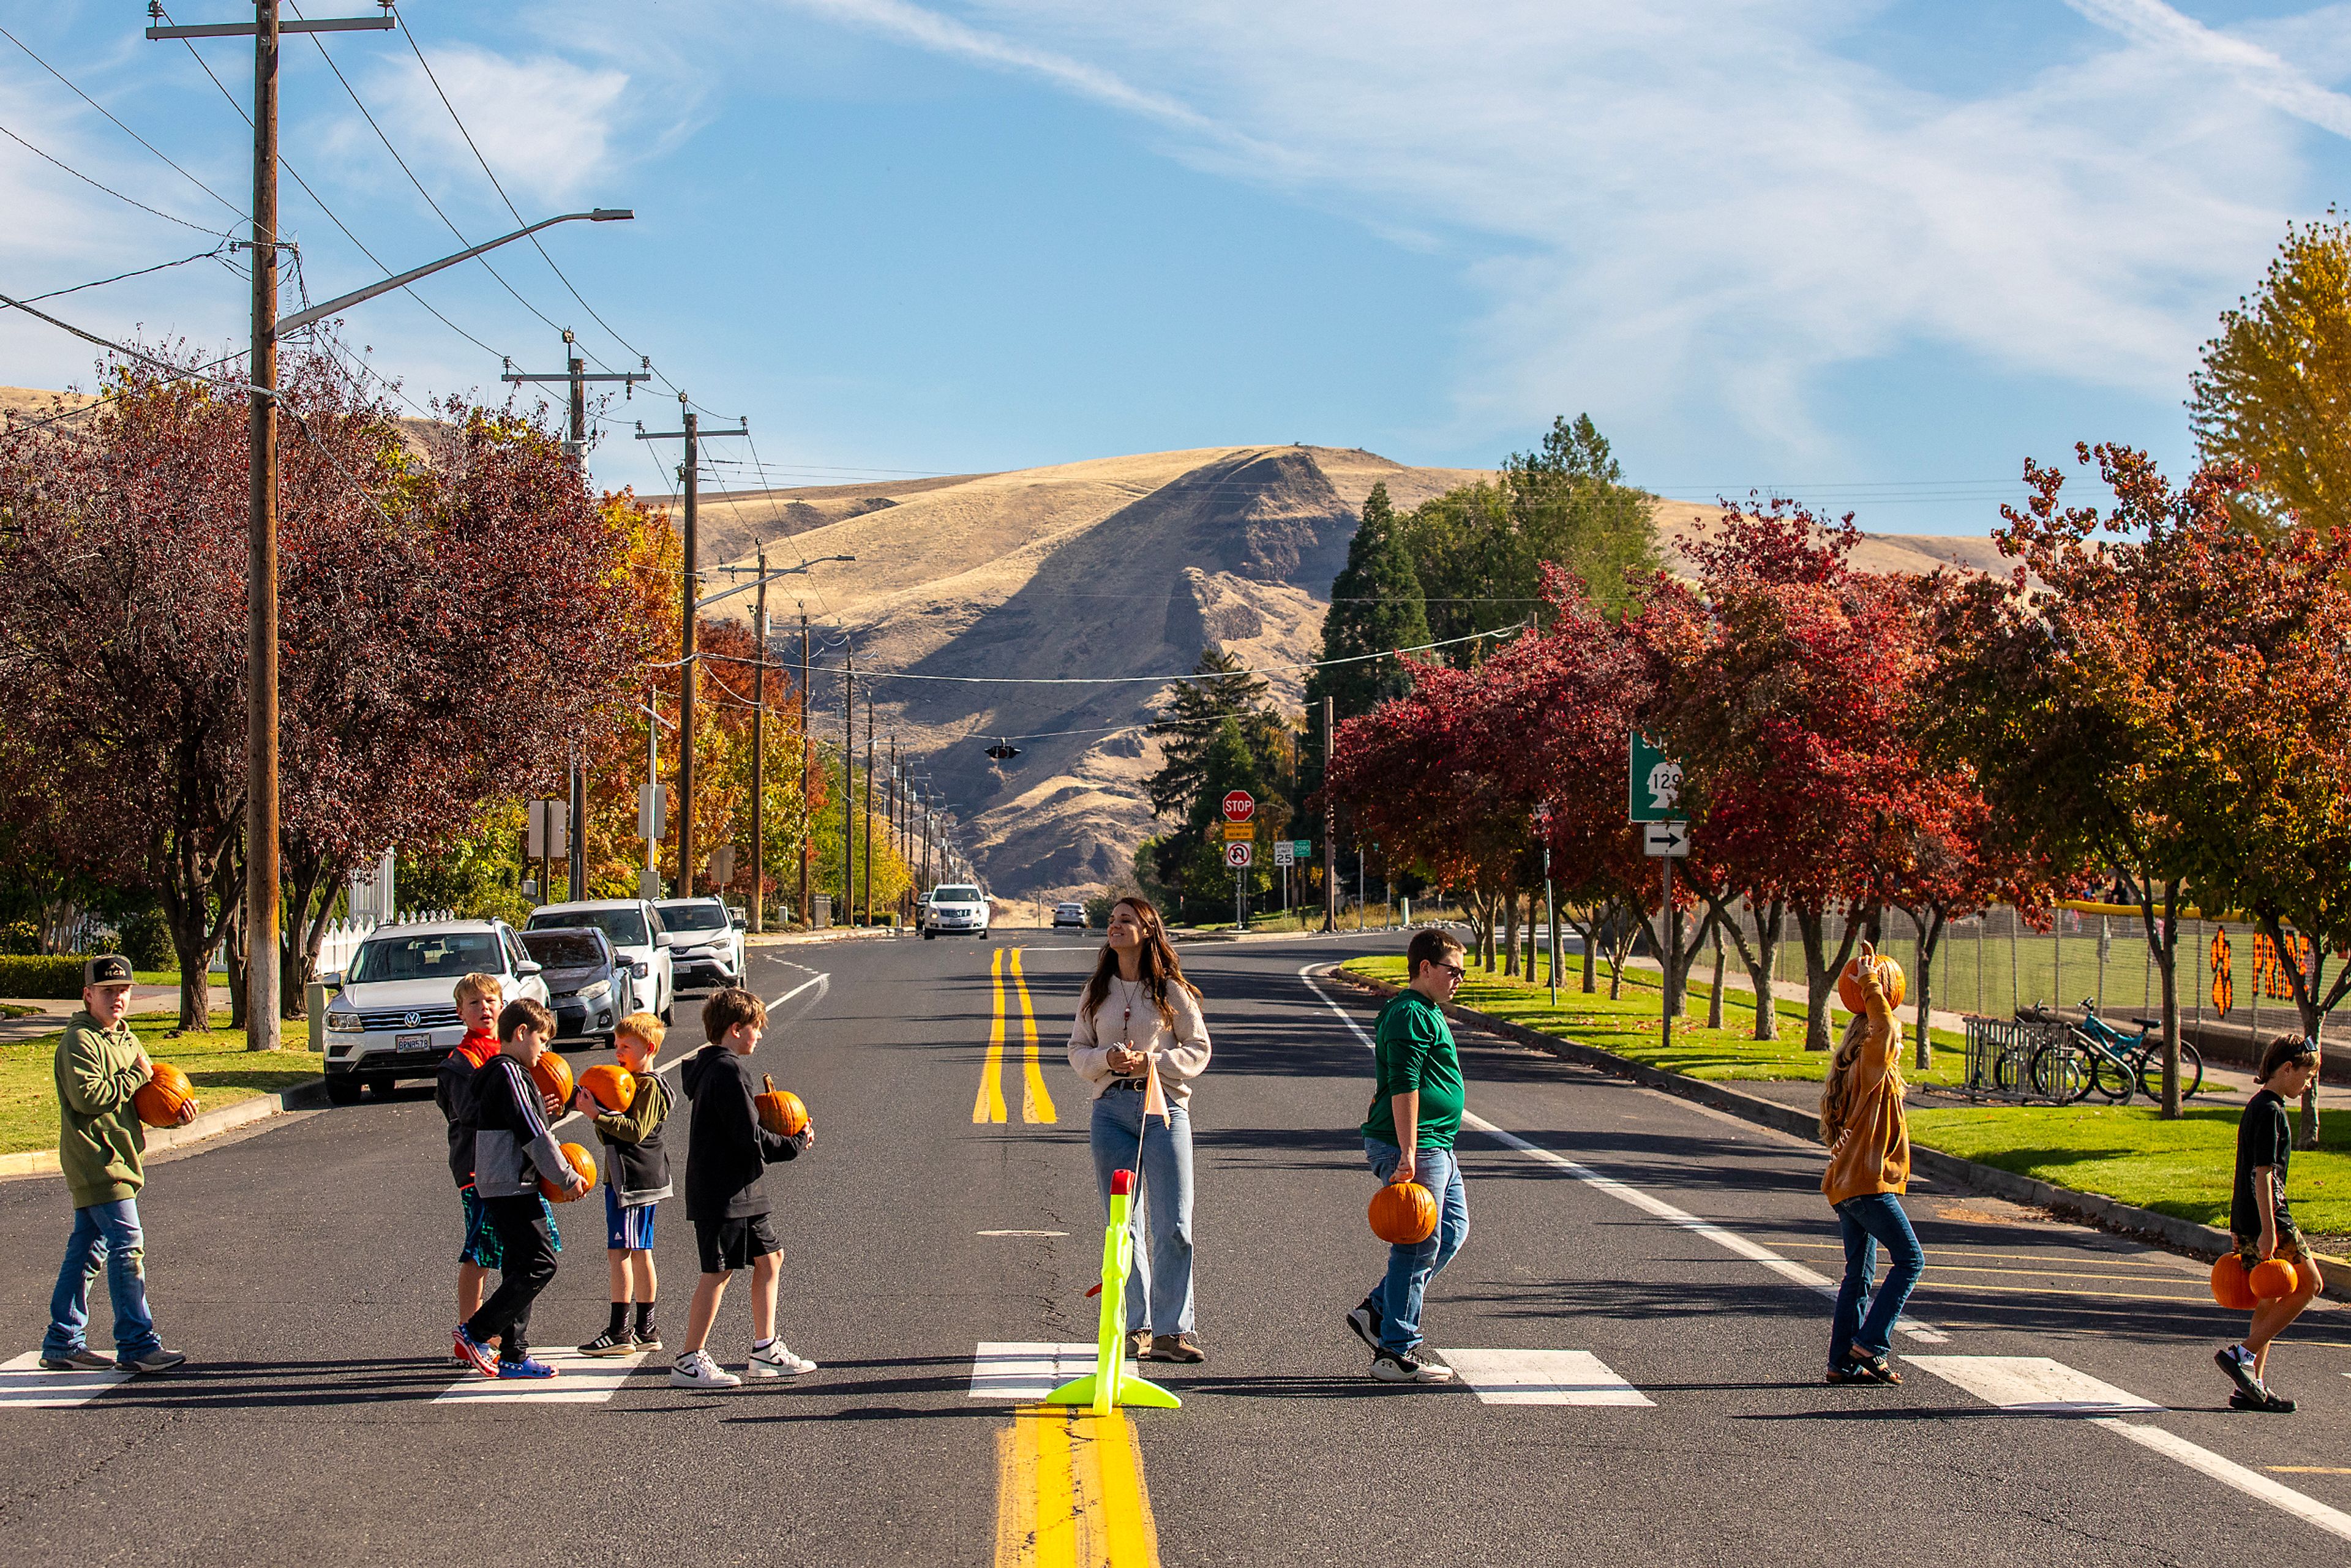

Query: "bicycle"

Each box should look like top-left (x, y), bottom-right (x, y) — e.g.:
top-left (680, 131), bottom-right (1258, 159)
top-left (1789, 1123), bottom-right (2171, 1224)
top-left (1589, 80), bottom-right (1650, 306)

top-left (1998, 1005), bottom-right (2090, 1102)
top-left (1995, 1001), bottom-right (2203, 1105)
top-left (2074, 1000), bottom-right (2204, 1102)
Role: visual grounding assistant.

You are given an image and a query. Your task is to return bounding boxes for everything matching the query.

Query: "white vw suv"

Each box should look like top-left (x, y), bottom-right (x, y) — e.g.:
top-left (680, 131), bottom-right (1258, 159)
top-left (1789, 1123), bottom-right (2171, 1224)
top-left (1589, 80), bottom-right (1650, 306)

top-left (320, 919), bottom-right (549, 1103)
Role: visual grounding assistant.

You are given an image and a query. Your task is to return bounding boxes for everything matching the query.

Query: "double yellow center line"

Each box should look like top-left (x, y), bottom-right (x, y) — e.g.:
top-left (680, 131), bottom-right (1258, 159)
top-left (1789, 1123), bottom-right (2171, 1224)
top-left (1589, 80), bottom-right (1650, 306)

top-left (995, 1409), bottom-right (1161, 1566)
top-left (975, 946), bottom-right (1057, 1125)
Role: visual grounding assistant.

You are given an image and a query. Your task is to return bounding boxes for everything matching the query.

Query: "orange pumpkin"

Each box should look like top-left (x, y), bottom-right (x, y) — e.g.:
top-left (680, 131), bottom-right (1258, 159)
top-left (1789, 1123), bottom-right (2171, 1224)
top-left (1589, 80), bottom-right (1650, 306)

top-left (1837, 954), bottom-right (1907, 1013)
top-left (579, 1063), bottom-right (636, 1113)
top-left (530, 1050), bottom-right (574, 1110)
top-left (539, 1141), bottom-right (597, 1202)
top-left (757, 1075), bottom-right (809, 1137)
top-left (2210, 1254), bottom-right (2258, 1311)
top-left (1368, 1180), bottom-right (1439, 1245)
top-left (2249, 1257), bottom-right (2300, 1302)
top-left (133, 1061), bottom-right (198, 1129)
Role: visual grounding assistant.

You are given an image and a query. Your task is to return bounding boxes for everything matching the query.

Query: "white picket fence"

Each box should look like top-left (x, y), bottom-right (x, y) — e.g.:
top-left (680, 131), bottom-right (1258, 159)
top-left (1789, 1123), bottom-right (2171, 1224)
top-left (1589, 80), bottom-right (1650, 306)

top-left (313, 909), bottom-right (456, 978)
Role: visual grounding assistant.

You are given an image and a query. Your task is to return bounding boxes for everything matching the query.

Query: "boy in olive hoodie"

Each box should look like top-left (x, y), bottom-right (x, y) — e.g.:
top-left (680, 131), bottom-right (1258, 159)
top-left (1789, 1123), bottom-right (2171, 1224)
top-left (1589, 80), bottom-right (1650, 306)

top-left (42, 955), bottom-right (192, 1375)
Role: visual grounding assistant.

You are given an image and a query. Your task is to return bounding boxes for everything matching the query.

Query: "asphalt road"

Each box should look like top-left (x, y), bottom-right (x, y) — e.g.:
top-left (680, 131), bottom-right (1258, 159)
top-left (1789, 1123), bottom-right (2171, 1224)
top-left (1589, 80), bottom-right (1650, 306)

top-left (1, 928), bottom-right (2347, 1566)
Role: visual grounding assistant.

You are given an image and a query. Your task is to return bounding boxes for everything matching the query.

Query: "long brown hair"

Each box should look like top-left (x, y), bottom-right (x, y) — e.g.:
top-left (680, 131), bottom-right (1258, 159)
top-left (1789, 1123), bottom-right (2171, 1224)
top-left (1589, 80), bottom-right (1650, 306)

top-left (1818, 1009), bottom-right (1875, 1144)
top-left (1080, 896), bottom-right (1200, 1029)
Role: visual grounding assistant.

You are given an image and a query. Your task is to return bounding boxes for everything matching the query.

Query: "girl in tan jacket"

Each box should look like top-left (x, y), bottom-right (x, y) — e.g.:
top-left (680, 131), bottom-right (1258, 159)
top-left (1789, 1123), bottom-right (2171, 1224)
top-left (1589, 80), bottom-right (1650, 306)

top-left (1818, 942), bottom-right (1922, 1385)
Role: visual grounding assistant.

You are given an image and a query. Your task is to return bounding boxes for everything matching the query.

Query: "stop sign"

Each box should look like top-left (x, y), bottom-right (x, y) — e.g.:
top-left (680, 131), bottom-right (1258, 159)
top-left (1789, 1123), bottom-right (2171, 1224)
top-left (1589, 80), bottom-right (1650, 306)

top-left (1222, 790), bottom-right (1256, 822)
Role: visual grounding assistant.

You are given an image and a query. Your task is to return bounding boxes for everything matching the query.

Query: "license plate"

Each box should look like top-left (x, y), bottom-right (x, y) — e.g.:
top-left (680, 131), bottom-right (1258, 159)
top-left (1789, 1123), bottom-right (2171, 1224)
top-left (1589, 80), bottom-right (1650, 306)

top-left (397, 1033), bottom-right (431, 1052)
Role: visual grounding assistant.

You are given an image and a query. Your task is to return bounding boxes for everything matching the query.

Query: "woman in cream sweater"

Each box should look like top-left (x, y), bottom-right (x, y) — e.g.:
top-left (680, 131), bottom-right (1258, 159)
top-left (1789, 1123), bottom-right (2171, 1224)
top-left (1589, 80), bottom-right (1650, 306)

top-left (1818, 941), bottom-right (1922, 1385)
top-left (1067, 896), bottom-right (1212, 1363)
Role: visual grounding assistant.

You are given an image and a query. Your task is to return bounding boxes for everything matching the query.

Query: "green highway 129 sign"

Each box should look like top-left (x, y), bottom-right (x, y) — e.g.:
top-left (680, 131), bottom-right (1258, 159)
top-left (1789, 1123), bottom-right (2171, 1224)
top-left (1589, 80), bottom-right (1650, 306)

top-left (1629, 732), bottom-right (1684, 823)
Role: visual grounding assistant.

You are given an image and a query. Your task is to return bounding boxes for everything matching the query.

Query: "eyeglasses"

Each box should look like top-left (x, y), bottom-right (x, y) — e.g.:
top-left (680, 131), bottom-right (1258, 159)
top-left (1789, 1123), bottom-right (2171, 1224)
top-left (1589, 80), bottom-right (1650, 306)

top-left (1438, 963), bottom-right (1466, 980)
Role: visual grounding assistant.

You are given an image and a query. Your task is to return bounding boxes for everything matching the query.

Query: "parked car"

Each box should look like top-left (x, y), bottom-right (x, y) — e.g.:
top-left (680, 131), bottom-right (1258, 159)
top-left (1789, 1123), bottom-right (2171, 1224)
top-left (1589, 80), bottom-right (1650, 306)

top-left (320, 919), bottom-right (548, 1103)
top-left (520, 927), bottom-right (626, 1047)
top-left (525, 899), bottom-right (675, 1021)
top-left (656, 896), bottom-right (745, 996)
top-left (923, 883), bottom-right (990, 940)
top-left (1052, 901), bottom-right (1087, 929)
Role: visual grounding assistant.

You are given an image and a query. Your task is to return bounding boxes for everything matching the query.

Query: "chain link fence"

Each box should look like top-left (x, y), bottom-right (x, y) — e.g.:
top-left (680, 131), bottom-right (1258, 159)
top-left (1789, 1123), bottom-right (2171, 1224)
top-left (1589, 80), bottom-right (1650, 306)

top-left (1713, 902), bottom-right (2346, 1046)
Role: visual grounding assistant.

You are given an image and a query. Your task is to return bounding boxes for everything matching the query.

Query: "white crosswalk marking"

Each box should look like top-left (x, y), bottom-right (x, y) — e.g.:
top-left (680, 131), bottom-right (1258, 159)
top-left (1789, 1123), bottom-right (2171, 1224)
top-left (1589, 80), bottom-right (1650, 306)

top-left (435, 1347), bottom-right (646, 1405)
top-left (1440, 1348), bottom-right (1653, 1406)
top-left (1902, 1355), bottom-right (2162, 1414)
top-left (968, 1341), bottom-right (1118, 1402)
top-left (0, 1351), bottom-right (129, 1408)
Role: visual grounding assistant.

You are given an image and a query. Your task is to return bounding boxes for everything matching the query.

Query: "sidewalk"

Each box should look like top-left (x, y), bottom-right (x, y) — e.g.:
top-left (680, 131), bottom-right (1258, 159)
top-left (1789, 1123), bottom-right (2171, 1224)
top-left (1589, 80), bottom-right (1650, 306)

top-left (0, 983), bottom-right (228, 1046)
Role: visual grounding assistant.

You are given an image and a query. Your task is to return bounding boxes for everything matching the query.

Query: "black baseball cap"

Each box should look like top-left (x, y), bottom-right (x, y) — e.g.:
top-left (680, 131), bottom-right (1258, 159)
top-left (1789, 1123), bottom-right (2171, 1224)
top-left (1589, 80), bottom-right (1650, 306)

top-left (81, 955), bottom-right (132, 987)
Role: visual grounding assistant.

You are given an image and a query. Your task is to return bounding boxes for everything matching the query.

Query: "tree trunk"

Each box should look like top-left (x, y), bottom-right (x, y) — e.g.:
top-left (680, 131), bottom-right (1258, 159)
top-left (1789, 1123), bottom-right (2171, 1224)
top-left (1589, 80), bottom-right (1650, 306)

top-left (2135, 877), bottom-right (2186, 1122)
top-left (2254, 907), bottom-right (2333, 1147)
top-left (1794, 900), bottom-right (1862, 1052)
top-left (1502, 887), bottom-right (1520, 979)
top-left (1578, 909), bottom-right (1597, 993)
top-left (224, 902), bottom-right (249, 1034)
top-left (1708, 893), bottom-right (1783, 1041)
top-left (1707, 920), bottom-right (1725, 1030)
top-left (1907, 904), bottom-right (1946, 1072)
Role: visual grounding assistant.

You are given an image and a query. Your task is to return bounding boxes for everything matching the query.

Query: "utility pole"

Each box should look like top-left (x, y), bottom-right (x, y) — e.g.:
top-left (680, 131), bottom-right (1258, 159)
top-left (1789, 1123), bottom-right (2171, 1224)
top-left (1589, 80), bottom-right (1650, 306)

top-left (504, 329), bottom-right (648, 902)
top-left (636, 396), bottom-right (746, 899)
top-left (798, 613), bottom-right (812, 926)
top-left (750, 546), bottom-right (769, 934)
top-left (245, 1), bottom-right (282, 1045)
top-left (1322, 696), bottom-right (1338, 934)
top-left (842, 650), bottom-right (857, 925)
top-left (862, 696), bottom-right (876, 930)
top-left (886, 739), bottom-right (899, 920)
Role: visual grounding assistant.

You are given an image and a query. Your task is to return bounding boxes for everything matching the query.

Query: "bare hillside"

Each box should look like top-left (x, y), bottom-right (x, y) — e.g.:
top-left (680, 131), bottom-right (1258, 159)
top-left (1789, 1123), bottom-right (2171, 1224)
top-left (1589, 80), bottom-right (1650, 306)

top-left (644, 457), bottom-right (2010, 904)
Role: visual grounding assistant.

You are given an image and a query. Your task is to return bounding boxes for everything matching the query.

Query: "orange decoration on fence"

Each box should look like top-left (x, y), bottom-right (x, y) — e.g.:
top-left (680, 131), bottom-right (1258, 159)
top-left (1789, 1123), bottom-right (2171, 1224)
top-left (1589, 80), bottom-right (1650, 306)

top-left (2210, 929), bottom-right (2233, 1016)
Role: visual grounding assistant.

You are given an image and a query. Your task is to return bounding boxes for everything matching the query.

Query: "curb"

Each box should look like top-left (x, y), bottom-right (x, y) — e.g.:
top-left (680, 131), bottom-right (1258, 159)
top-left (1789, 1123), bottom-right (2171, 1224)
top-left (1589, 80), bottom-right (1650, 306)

top-left (1323, 966), bottom-right (2350, 1304)
top-left (0, 1078), bottom-right (330, 1180)
top-left (746, 926), bottom-right (902, 947)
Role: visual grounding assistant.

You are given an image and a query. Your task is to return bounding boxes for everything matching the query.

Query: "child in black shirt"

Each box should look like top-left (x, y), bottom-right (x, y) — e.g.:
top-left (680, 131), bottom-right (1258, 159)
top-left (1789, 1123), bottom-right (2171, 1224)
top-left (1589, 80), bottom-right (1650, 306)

top-left (2216, 1034), bottom-right (2324, 1413)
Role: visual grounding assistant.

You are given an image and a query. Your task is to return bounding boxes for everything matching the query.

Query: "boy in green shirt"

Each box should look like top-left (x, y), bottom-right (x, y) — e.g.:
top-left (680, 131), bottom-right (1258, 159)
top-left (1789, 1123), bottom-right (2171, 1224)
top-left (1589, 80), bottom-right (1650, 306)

top-left (41, 955), bottom-right (192, 1374)
top-left (1349, 929), bottom-right (1469, 1384)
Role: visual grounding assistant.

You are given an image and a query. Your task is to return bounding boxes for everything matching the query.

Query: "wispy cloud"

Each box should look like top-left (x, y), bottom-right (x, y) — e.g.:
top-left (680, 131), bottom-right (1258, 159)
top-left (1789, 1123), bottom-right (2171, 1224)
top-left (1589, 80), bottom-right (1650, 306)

top-left (356, 46), bottom-right (636, 208)
top-left (773, 0), bottom-right (2346, 465)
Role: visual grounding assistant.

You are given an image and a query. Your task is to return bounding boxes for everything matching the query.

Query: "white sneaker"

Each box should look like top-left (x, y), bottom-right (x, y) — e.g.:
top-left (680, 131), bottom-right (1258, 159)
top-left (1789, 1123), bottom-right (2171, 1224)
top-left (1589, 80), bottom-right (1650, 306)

top-left (670, 1351), bottom-right (742, 1390)
top-left (746, 1339), bottom-right (817, 1377)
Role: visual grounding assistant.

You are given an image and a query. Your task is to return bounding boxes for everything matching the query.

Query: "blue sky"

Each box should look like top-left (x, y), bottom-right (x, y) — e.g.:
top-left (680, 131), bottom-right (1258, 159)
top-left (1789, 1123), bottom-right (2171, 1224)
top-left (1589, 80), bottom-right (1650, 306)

top-left (3, 1), bottom-right (2349, 531)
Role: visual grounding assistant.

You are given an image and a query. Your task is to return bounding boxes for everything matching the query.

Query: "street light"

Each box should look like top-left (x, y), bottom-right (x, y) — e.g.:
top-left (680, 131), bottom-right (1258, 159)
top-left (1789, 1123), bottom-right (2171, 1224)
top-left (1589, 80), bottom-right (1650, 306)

top-left (277, 210), bottom-right (634, 332)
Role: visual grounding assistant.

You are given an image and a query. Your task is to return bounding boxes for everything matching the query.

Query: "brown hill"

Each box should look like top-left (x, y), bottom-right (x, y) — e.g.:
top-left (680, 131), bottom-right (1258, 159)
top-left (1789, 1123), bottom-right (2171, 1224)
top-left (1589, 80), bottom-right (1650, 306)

top-left (659, 451), bottom-right (2004, 902)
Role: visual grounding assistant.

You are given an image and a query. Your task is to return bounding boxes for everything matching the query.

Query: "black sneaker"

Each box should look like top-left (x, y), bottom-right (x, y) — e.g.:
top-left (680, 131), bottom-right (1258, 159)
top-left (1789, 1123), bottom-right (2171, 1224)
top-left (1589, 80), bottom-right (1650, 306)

top-left (1345, 1296), bottom-right (1381, 1352)
top-left (116, 1348), bottom-right (186, 1375)
top-left (632, 1329), bottom-right (662, 1353)
top-left (577, 1330), bottom-right (635, 1357)
top-left (2230, 1386), bottom-right (2296, 1413)
top-left (2215, 1345), bottom-right (2264, 1401)
top-left (1369, 1348), bottom-right (1455, 1384)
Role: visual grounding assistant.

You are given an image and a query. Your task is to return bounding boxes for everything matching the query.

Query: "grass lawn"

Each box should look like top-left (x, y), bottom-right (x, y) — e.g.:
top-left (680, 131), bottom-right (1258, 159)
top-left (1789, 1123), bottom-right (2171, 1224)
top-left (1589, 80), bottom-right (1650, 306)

top-left (1340, 955), bottom-right (1974, 1086)
top-left (1907, 1103), bottom-right (2351, 1241)
top-left (0, 1011), bottom-right (322, 1158)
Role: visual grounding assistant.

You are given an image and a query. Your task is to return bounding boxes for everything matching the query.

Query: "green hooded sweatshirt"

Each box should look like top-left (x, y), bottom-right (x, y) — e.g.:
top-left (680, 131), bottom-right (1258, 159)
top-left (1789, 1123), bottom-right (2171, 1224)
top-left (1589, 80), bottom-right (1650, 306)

top-left (55, 1010), bottom-right (149, 1208)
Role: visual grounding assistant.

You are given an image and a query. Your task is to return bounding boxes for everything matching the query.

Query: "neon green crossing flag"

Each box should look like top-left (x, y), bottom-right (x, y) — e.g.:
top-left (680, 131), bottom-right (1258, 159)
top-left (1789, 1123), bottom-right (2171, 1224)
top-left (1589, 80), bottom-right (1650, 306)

top-left (1629, 732), bottom-right (1684, 823)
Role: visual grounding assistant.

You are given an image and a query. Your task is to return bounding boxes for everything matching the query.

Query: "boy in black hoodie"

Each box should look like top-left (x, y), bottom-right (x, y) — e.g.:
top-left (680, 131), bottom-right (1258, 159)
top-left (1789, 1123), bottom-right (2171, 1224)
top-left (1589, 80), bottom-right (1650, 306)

top-left (671, 987), bottom-right (814, 1390)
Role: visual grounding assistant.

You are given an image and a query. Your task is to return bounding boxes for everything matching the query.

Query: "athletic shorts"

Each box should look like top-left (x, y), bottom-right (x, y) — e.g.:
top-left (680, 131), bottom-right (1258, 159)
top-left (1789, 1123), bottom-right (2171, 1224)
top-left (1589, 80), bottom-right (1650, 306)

top-left (2235, 1212), bottom-right (2311, 1266)
top-left (462, 1186), bottom-right (561, 1266)
top-left (694, 1213), bottom-right (782, 1274)
top-left (606, 1185), bottom-right (657, 1251)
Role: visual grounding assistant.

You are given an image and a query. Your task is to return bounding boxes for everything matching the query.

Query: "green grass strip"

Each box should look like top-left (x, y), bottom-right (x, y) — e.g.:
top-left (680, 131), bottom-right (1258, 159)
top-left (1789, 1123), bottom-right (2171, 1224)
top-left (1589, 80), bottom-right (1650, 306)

top-left (0, 1013), bottom-right (321, 1158)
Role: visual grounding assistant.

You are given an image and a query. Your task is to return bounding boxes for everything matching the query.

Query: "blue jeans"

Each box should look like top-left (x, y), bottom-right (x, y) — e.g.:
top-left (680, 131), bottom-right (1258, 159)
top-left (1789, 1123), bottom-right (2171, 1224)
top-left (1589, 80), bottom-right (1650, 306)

top-left (45, 1199), bottom-right (160, 1361)
top-left (1831, 1192), bottom-right (1924, 1365)
top-left (1364, 1138), bottom-right (1468, 1354)
top-left (1089, 1088), bottom-right (1195, 1337)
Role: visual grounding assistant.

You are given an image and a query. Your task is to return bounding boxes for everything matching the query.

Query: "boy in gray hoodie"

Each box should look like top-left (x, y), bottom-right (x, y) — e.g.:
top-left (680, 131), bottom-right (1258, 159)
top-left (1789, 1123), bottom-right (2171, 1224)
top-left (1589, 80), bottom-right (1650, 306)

top-left (453, 999), bottom-right (587, 1378)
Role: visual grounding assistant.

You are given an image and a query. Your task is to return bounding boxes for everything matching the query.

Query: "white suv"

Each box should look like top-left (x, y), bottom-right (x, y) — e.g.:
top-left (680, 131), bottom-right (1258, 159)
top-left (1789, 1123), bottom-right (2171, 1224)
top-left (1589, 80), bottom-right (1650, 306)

top-left (320, 919), bottom-right (549, 1103)
top-left (526, 899), bottom-right (677, 1021)
top-left (923, 883), bottom-right (990, 940)
top-left (656, 897), bottom-right (745, 995)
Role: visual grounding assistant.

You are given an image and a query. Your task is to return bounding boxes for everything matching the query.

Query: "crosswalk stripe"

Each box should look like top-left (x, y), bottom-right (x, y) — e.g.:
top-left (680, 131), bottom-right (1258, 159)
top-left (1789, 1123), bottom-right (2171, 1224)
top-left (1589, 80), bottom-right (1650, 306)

top-left (1439, 1348), bottom-right (1653, 1406)
top-left (435, 1346), bottom-right (647, 1405)
top-left (0, 1351), bottom-right (129, 1408)
top-left (970, 1341), bottom-right (1117, 1403)
top-left (1298, 966), bottom-right (1950, 1344)
top-left (1902, 1355), bottom-right (2162, 1414)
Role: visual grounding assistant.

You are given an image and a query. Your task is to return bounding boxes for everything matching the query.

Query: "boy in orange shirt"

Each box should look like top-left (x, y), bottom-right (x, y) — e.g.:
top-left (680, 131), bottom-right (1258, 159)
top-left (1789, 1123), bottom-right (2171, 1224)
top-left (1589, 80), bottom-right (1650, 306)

top-left (435, 973), bottom-right (505, 1340)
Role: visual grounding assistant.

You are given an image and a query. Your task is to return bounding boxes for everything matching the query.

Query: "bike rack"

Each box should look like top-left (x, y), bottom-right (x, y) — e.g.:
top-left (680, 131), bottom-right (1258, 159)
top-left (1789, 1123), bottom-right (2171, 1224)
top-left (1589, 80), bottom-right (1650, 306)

top-left (1962, 1015), bottom-right (2074, 1103)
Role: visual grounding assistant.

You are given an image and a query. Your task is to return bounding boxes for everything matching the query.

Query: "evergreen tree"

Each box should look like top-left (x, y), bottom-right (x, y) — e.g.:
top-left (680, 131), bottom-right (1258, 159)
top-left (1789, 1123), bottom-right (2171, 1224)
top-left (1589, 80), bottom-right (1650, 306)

top-left (1146, 645), bottom-right (1289, 822)
top-left (1303, 482), bottom-right (1431, 725)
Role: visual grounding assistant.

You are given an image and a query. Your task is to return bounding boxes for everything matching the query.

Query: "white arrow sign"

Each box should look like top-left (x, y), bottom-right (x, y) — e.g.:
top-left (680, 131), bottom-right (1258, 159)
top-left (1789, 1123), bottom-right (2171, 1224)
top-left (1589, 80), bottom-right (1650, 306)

top-left (1643, 821), bottom-right (1690, 858)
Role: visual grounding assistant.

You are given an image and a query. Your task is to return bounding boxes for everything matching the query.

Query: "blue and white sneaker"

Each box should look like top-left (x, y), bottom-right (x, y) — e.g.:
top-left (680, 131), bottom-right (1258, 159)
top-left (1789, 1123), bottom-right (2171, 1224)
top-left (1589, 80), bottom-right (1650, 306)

top-left (495, 1355), bottom-right (559, 1379)
top-left (452, 1326), bottom-right (498, 1378)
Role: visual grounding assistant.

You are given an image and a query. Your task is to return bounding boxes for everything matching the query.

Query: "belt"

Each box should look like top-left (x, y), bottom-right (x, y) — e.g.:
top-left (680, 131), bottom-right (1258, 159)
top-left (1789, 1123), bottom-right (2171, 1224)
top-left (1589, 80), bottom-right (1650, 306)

top-left (1108, 1077), bottom-right (1148, 1092)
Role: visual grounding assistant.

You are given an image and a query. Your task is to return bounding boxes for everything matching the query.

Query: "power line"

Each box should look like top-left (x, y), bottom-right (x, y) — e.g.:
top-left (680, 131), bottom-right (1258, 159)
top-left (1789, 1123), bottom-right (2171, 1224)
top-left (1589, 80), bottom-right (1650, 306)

top-left (0, 22), bottom-right (247, 223)
top-left (0, 121), bottom-right (232, 237)
top-left (2, 243), bottom-right (234, 306)
top-left (746, 624), bottom-right (1524, 687)
top-left (155, 4), bottom-right (508, 363)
